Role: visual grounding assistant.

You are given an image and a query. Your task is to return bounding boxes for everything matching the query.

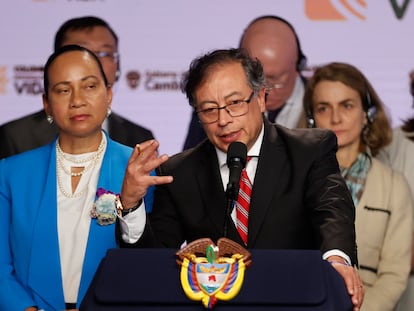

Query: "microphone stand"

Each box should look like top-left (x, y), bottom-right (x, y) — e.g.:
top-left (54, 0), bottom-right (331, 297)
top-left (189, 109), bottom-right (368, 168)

top-left (223, 183), bottom-right (237, 238)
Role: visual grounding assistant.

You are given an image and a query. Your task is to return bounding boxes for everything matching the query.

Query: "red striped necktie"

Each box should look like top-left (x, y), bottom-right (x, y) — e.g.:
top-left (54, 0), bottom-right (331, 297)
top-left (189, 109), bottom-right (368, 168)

top-left (235, 157), bottom-right (252, 245)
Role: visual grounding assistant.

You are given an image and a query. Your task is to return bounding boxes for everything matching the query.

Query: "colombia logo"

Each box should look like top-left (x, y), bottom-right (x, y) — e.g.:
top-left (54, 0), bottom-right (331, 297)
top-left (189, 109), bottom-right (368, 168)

top-left (176, 238), bottom-right (252, 309)
top-left (305, 0), bottom-right (367, 20)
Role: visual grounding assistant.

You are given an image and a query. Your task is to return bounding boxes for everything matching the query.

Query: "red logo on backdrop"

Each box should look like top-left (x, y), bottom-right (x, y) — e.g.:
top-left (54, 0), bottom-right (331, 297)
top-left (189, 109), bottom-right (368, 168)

top-left (305, 0), bottom-right (367, 20)
top-left (126, 70), bottom-right (141, 89)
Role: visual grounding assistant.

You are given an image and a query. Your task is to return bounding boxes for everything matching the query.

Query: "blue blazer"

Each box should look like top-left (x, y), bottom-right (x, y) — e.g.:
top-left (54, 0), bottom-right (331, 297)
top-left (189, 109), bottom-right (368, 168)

top-left (0, 134), bottom-right (149, 310)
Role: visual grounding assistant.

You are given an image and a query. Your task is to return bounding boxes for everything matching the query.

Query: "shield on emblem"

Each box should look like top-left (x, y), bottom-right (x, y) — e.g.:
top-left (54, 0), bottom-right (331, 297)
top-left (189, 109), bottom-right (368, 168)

top-left (196, 262), bottom-right (231, 294)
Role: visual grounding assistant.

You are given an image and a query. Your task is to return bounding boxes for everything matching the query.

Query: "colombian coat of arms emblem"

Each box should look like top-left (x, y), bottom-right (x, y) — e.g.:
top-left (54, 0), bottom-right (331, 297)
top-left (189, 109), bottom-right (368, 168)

top-left (176, 238), bottom-right (252, 309)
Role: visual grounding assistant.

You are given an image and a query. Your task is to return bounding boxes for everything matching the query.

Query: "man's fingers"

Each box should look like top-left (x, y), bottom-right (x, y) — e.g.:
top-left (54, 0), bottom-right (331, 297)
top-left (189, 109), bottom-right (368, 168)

top-left (151, 175), bottom-right (173, 185)
top-left (350, 269), bottom-right (364, 310)
top-left (128, 139), bottom-right (159, 163)
top-left (138, 153), bottom-right (170, 174)
top-left (137, 140), bottom-right (159, 160)
top-left (330, 264), bottom-right (364, 310)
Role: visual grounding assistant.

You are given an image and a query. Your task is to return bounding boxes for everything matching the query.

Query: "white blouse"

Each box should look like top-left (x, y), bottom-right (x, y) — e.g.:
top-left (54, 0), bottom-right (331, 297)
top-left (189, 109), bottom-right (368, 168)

top-left (56, 135), bottom-right (106, 303)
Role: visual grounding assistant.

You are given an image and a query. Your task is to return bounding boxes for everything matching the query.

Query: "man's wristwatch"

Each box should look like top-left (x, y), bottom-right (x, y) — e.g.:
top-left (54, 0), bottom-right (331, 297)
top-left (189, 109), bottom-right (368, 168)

top-left (115, 195), bottom-right (141, 217)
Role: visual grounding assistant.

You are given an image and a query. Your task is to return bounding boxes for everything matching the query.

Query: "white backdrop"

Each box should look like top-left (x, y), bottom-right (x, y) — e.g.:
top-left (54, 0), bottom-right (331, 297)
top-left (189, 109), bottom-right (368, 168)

top-left (1, 0), bottom-right (413, 155)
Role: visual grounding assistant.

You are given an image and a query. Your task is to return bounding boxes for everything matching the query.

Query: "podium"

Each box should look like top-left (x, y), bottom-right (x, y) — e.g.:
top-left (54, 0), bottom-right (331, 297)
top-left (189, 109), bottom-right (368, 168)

top-left (80, 248), bottom-right (353, 311)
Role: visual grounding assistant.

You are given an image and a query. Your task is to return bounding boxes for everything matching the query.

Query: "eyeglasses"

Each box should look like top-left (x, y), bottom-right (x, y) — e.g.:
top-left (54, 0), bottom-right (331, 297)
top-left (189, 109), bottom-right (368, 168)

top-left (196, 91), bottom-right (255, 124)
top-left (94, 51), bottom-right (120, 63)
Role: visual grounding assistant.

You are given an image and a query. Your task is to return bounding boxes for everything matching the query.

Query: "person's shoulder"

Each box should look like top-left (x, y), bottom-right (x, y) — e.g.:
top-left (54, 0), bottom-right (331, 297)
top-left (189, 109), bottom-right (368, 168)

top-left (162, 139), bottom-right (212, 172)
top-left (106, 136), bottom-right (134, 155)
top-left (110, 112), bottom-right (154, 138)
top-left (164, 146), bottom-right (199, 168)
top-left (0, 110), bottom-right (46, 131)
top-left (370, 158), bottom-right (410, 188)
top-left (275, 124), bottom-right (335, 146)
top-left (394, 126), bottom-right (414, 146)
top-left (370, 157), bottom-right (392, 173)
top-left (370, 157), bottom-right (412, 198)
top-left (0, 144), bottom-right (53, 188)
top-left (371, 157), bottom-right (405, 180)
top-left (377, 126), bottom-right (414, 170)
top-left (2, 142), bottom-right (52, 165)
top-left (389, 126), bottom-right (409, 146)
top-left (269, 125), bottom-right (338, 159)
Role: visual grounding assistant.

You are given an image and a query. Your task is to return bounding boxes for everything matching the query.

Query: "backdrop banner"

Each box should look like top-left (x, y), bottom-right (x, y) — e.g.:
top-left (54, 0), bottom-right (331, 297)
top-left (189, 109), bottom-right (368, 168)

top-left (1, 0), bottom-right (413, 155)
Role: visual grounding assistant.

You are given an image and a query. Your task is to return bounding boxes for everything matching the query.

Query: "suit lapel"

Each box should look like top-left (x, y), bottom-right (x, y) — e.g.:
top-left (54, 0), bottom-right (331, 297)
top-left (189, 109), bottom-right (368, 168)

top-left (28, 136), bottom-right (125, 308)
top-left (194, 143), bottom-right (239, 242)
top-left (248, 121), bottom-right (290, 247)
top-left (77, 136), bottom-right (122, 305)
top-left (195, 142), bottom-right (244, 244)
top-left (28, 141), bottom-right (66, 310)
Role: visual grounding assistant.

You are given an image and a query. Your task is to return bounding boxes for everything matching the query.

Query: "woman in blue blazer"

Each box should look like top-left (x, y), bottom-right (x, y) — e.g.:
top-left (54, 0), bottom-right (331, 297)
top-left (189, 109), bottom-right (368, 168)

top-left (0, 45), bottom-right (169, 311)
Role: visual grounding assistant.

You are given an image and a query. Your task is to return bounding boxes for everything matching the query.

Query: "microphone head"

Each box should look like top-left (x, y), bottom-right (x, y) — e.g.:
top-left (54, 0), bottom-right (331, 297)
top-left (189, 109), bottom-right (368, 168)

top-left (227, 141), bottom-right (247, 167)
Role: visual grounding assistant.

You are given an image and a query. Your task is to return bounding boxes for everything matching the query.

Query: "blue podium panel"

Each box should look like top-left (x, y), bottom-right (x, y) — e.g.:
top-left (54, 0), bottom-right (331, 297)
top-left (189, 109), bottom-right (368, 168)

top-left (80, 248), bottom-right (353, 311)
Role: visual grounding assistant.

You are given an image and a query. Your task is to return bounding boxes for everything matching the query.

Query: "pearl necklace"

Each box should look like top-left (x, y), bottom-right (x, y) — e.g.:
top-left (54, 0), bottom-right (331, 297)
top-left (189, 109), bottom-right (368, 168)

top-left (56, 167), bottom-right (88, 199)
top-left (56, 136), bottom-right (105, 177)
top-left (56, 135), bottom-right (106, 198)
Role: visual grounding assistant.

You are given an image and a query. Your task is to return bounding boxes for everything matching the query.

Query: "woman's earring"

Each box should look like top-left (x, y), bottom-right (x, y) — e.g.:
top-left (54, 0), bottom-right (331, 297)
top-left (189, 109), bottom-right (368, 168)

top-left (107, 107), bottom-right (112, 118)
top-left (46, 115), bottom-right (53, 124)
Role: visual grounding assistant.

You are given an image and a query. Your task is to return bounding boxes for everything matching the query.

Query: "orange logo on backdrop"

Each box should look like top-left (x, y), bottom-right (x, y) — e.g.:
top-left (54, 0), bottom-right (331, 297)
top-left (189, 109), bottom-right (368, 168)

top-left (0, 67), bottom-right (8, 95)
top-left (305, 0), bottom-right (367, 20)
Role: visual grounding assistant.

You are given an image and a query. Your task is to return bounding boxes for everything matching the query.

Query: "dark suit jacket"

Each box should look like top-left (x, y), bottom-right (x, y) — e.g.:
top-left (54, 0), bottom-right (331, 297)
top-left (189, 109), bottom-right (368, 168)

top-left (0, 109), bottom-right (154, 159)
top-left (143, 119), bottom-right (357, 264)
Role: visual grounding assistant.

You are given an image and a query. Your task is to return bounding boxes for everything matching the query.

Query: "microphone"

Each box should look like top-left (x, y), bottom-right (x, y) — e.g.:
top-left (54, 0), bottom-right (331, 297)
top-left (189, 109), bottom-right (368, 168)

top-left (225, 142), bottom-right (247, 201)
top-left (223, 142), bottom-right (247, 238)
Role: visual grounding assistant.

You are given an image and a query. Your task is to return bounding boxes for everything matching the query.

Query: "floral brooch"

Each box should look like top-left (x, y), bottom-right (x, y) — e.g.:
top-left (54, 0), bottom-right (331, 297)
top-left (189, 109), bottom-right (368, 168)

top-left (90, 188), bottom-right (118, 225)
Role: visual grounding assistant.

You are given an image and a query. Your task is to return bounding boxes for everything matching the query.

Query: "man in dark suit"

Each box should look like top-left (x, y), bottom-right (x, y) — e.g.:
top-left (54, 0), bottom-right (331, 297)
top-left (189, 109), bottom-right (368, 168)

top-left (119, 48), bottom-right (363, 310)
top-left (0, 16), bottom-right (153, 159)
top-left (182, 15), bottom-right (308, 150)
